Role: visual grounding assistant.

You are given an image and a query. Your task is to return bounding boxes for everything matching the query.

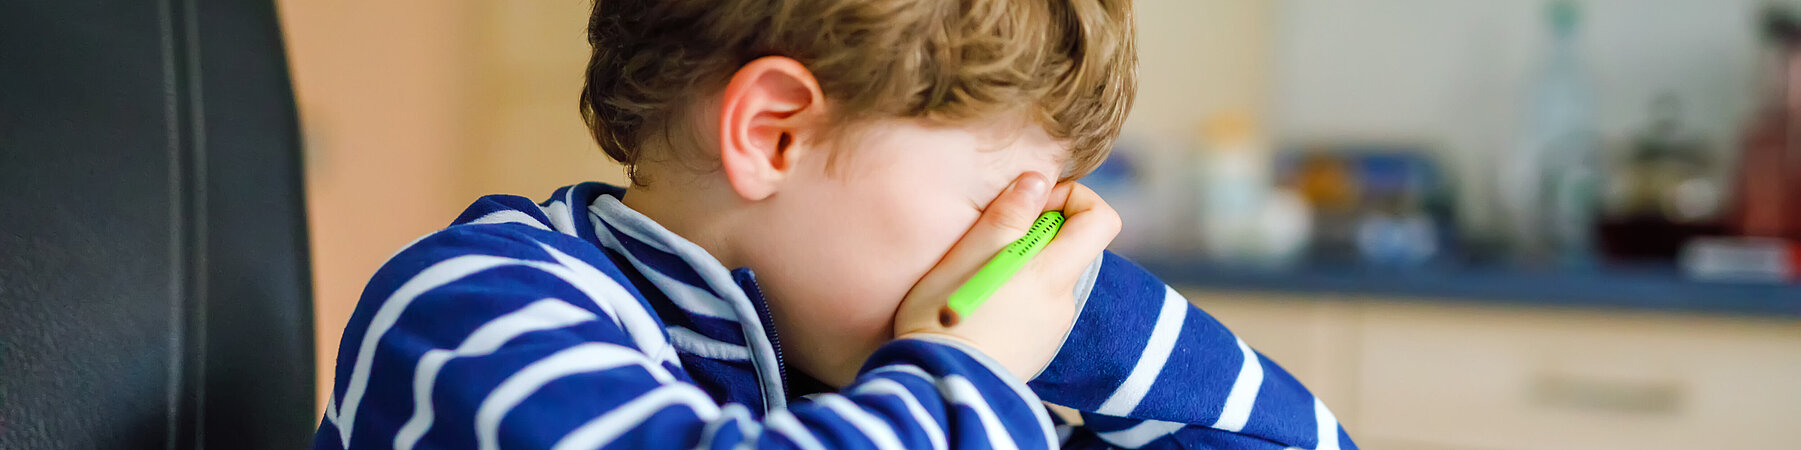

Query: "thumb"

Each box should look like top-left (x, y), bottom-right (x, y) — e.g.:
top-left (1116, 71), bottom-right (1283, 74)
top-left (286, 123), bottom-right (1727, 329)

top-left (918, 172), bottom-right (1053, 288)
top-left (895, 172), bottom-right (1051, 331)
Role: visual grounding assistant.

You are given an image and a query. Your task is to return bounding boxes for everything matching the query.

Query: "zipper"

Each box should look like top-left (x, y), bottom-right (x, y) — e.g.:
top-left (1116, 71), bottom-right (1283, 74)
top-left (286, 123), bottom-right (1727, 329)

top-left (734, 269), bottom-right (788, 405)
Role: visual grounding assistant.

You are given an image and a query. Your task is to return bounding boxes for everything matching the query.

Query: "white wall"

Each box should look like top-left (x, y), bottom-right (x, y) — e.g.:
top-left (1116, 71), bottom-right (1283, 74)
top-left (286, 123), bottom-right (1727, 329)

top-left (1126, 0), bottom-right (1275, 137)
top-left (1272, 0), bottom-right (1765, 231)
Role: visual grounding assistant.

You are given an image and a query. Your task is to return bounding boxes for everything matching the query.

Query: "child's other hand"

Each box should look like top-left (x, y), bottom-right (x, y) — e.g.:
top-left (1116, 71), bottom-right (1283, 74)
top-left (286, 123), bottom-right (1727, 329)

top-left (892, 172), bottom-right (1121, 381)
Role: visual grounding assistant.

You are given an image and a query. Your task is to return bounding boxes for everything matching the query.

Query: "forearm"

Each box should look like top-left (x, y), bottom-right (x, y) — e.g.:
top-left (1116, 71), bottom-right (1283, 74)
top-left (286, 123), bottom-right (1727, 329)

top-left (1028, 251), bottom-right (1354, 449)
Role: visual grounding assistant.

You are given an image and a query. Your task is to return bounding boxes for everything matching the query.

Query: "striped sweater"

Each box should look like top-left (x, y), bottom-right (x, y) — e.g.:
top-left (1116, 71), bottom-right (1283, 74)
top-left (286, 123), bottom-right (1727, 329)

top-left (314, 182), bottom-right (1355, 449)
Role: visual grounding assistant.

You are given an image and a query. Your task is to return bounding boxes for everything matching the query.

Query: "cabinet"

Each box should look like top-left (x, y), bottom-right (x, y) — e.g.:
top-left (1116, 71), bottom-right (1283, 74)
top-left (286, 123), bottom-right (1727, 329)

top-left (1179, 289), bottom-right (1801, 449)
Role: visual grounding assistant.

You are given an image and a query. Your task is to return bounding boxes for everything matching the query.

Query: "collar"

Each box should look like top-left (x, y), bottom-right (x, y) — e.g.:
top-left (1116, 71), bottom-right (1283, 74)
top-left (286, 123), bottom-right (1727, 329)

top-left (560, 182), bottom-right (792, 410)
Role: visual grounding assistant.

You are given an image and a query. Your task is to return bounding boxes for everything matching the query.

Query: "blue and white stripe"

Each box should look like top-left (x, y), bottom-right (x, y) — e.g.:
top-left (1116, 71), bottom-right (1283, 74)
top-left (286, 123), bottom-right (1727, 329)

top-left (313, 182), bottom-right (1354, 449)
top-left (1030, 252), bottom-right (1355, 449)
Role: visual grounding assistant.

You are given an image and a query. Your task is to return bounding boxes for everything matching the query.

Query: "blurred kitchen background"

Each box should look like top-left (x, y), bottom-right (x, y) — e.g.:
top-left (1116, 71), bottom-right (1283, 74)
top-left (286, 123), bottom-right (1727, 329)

top-left (281, 1), bottom-right (1801, 449)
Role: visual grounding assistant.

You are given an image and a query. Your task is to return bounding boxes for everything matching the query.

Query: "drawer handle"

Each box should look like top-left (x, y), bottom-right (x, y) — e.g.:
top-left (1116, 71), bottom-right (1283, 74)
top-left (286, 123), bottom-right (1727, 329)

top-left (1528, 374), bottom-right (1685, 415)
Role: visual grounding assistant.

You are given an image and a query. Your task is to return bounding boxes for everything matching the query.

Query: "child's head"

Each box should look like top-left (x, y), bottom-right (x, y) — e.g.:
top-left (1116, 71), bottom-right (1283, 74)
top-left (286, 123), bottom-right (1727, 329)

top-left (582, 0), bottom-right (1135, 386)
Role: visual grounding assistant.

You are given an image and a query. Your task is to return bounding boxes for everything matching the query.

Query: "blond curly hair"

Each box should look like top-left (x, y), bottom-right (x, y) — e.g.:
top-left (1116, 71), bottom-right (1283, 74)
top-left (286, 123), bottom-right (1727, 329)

top-left (580, 0), bottom-right (1137, 184)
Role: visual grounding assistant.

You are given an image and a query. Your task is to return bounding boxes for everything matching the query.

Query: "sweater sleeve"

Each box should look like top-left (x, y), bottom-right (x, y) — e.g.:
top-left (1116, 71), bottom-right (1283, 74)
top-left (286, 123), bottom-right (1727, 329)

top-left (1027, 252), bottom-right (1357, 450)
top-left (313, 223), bottom-right (1060, 450)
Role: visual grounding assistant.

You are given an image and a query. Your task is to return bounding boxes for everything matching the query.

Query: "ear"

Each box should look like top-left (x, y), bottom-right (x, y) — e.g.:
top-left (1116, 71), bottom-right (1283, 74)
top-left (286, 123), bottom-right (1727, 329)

top-left (717, 56), bottom-right (825, 202)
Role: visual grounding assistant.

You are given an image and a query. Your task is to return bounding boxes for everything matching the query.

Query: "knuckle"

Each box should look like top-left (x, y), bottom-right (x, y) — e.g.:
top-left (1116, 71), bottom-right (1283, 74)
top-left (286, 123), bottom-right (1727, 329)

top-left (1097, 209), bottom-right (1123, 235)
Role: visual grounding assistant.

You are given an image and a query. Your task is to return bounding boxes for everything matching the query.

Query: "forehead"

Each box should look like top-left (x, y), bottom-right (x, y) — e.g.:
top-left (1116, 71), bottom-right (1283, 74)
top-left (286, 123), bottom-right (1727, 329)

top-left (845, 117), bottom-right (1069, 176)
top-left (974, 122), bottom-right (1068, 184)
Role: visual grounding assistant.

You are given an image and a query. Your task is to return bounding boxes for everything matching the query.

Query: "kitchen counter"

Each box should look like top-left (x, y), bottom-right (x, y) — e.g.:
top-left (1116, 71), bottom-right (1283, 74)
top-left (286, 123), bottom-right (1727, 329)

top-left (1136, 258), bottom-right (1801, 318)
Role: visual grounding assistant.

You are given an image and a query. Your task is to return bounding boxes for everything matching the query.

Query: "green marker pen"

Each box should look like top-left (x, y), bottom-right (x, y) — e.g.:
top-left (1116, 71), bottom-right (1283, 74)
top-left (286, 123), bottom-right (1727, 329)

top-left (938, 211), bottom-right (1065, 326)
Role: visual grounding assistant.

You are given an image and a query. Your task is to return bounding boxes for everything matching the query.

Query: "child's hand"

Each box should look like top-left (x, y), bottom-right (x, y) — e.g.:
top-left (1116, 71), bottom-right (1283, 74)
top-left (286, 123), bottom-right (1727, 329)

top-left (892, 172), bottom-right (1121, 381)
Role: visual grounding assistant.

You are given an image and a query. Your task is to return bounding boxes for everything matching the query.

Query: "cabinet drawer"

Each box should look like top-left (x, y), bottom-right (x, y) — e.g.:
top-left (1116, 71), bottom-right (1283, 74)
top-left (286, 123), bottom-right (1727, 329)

top-left (1353, 302), bottom-right (1801, 450)
top-left (1177, 290), bottom-right (1363, 428)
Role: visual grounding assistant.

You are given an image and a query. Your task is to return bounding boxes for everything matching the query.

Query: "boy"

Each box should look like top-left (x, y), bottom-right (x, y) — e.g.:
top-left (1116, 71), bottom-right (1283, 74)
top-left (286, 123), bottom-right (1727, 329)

top-left (315, 0), bottom-right (1355, 448)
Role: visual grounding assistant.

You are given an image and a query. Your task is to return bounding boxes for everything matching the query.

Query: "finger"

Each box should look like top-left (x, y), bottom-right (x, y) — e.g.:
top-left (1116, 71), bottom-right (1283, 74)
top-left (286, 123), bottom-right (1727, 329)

top-left (1033, 182), bottom-right (1121, 281)
top-left (913, 172), bottom-right (1052, 289)
top-left (1041, 182), bottom-right (1078, 212)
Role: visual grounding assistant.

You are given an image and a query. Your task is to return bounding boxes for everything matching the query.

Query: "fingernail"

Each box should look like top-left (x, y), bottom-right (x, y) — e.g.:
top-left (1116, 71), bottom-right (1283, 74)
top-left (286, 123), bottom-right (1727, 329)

top-left (1017, 173), bottom-right (1049, 198)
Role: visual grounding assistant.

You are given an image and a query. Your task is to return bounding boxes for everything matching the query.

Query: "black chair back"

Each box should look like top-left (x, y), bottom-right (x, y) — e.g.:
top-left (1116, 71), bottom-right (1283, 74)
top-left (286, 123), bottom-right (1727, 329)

top-left (1, 0), bottom-right (317, 447)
